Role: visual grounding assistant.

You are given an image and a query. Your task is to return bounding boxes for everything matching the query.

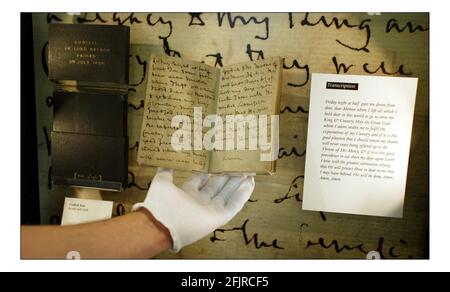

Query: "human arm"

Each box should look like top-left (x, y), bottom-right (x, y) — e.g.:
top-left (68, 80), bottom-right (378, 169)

top-left (21, 208), bottom-right (171, 259)
top-left (21, 168), bottom-right (254, 258)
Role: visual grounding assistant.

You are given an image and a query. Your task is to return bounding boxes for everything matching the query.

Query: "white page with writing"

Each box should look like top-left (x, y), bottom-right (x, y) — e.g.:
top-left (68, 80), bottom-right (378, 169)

top-left (61, 197), bottom-right (113, 226)
top-left (303, 74), bottom-right (418, 218)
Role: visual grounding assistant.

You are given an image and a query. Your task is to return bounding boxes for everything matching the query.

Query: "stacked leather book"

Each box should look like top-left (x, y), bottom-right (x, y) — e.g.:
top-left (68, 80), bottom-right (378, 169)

top-left (48, 23), bottom-right (129, 191)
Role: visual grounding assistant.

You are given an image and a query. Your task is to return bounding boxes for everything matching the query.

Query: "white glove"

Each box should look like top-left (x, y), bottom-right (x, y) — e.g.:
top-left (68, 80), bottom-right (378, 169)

top-left (133, 168), bottom-right (255, 252)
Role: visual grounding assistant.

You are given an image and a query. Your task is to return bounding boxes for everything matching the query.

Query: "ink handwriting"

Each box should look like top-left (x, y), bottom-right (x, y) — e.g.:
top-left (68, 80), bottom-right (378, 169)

top-left (128, 100), bottom-right (144, 110)
top-left (76, 13), bottom-right (107, 24)
top-left (205, 53), bottom-right (224, 67)
top-left (296, 13), bottom-right (371, 53)
top-left (47, 13), bottom-right (63, 24)
top-left (129, 55), bottom-right (147, 86)
top-left (331, 56), bottom-right (413, 76)
top-left (274, 175), bottom-right (327, 221)
top-left (278, 147), bottom-right (306, 159)
top-left (283, 58), bottom-right (310, 87)
top-left (74, 13), bottom-right (173, 39)
top-left (280, 106), bottom-right (309, 114)
top-left (274, 175), bottom-right (304, 204)
top-left (386, 18), bottom-right (429, 33)
top-left (112, 12), bottom-right (143, 26)
top-left (332, 56), bottom-right (354, 74)
top-left (307, 237), bottom-right (368, 254)
top-left (128, 171), bottom-right (151, 191)
top-left (288, 12), bottom-right (295, 29)
top-left (363, 62), bottom-right (412, 75)
top-left (162, 38), bottom-right (181, 57)
top-left (245, 44), bottom-right (264, 61)
top-left (129, 141), bottom-right (139, 151)
top-left (218, 13), bottom-right (269, 40)
top-left (146, 14), bottom-right (173, 39)
top-left (306, 237), bottom-right (412, 259)
top-left (189, 13), bottom-right (205, 26)
top-left (280, 105), bottom-right (309, 114)
top-left (211, 219), bottom-right (284, 249)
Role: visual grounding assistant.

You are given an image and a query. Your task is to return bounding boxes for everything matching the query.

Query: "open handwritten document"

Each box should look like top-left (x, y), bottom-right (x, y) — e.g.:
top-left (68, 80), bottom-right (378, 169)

top-left (303, 74), bottom-right (418, 218)
top-left (137, 55), bottom-right (282, 174)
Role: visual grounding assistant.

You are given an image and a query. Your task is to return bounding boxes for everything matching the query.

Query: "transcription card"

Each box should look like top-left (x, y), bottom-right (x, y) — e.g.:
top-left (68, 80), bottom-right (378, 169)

top-left (303, 73), bottom-right (418, 217)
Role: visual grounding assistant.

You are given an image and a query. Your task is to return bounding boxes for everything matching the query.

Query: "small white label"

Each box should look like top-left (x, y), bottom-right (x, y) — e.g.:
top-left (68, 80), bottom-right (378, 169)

top-left (61, 197), bottom-right (113, 226)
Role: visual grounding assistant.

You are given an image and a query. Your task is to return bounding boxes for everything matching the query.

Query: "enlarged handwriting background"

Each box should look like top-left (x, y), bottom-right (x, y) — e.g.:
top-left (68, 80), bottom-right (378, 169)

top-left (31, 13), bottom-right (429, 259)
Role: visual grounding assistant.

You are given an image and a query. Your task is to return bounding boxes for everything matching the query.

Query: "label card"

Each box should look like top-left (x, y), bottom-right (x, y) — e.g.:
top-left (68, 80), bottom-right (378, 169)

top-left (61, 197), bottom-right (113, 226)
top-left (303, 74), bottom-right (418, 218)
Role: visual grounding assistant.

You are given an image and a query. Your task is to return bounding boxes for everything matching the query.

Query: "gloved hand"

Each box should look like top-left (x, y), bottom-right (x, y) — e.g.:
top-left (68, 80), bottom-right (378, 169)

top-left (133, 168), bottom-right (255, 252)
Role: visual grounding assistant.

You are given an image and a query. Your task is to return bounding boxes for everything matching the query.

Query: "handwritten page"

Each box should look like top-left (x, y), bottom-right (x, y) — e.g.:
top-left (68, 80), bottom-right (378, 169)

top-left (137, 55), bottom-right (219, 171)
top-left (303, 74), bottom-right (418, 217)
top-left (210, 57), bottom-right (282, 173)
top-left (138, 55), bottom-right (281, 173)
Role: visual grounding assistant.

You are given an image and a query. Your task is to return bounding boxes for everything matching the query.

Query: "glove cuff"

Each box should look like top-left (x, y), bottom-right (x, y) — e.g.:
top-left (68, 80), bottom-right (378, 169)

top-left (132, 202), bottom-right (182, 253)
